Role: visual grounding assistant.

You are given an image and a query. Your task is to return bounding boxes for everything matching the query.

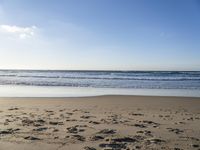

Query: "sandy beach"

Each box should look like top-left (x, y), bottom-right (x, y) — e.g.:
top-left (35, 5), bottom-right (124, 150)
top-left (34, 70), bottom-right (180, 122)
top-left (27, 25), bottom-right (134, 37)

top-left (0, 96), bottom-right (200, 150)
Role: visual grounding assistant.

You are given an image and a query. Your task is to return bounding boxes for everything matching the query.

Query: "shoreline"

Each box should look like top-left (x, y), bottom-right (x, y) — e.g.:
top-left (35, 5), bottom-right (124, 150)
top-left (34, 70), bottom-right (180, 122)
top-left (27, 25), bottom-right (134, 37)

top-left (0, 85), bottom-right (200, 98)
top-left (0, 94), bottom-right (200, 101)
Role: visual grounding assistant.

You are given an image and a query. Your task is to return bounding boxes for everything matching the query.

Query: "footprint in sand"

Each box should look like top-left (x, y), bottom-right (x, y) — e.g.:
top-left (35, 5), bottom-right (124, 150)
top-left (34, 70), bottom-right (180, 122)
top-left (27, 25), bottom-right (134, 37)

top-left (24, 136), bottom-right (41, 140)
top-left (66, 134), bottom-right (85, 142)
top-left (8, 107), bottom-right (19, 111)
top-left (84, 146), bottom-right (96, 150)
top-left (166, 128), bottom-right (184, 134)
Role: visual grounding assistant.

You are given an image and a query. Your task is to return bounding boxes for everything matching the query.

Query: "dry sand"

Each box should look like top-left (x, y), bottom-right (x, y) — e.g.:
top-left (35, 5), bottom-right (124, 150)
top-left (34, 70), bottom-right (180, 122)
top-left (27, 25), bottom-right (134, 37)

top-left (0, 96), bottom-right (200, 150)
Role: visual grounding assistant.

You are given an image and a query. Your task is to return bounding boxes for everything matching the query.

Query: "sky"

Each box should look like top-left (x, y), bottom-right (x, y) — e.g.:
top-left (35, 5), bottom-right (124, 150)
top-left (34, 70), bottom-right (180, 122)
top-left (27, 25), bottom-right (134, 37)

top-left (0, 0), bottom-right (200, 71)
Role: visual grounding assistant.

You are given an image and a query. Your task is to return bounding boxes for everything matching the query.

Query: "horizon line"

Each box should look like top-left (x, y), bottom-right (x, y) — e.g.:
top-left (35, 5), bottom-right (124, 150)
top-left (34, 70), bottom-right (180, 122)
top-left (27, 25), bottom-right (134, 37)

top-left (0, 69), bottom-right (199, 72)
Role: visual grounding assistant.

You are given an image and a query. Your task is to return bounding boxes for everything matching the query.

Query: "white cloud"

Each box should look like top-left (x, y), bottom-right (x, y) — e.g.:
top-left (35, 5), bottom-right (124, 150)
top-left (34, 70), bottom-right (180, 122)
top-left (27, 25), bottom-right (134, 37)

top-left (0, 24), bottom-right (37, 39)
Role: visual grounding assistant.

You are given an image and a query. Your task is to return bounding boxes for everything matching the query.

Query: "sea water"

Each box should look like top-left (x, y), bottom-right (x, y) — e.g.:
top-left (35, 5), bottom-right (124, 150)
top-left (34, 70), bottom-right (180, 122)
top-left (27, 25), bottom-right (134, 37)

top-left (0, 70), bottom-right (199, 97)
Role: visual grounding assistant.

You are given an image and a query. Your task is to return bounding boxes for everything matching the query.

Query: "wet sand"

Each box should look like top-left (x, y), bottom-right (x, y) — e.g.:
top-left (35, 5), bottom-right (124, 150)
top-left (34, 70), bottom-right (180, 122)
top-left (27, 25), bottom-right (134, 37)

top-left (0, 96), bottom-right (200, 150)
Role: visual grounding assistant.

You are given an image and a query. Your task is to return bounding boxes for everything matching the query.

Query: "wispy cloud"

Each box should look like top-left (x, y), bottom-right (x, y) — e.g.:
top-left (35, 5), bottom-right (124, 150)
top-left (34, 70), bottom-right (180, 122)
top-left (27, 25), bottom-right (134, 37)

top-left (0, 25), bottom-right (37, 39)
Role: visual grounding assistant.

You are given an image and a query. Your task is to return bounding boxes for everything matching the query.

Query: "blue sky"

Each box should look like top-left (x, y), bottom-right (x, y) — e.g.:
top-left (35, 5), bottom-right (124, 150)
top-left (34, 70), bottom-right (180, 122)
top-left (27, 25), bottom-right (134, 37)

top-left (0, 0), bottom-right (200, 70)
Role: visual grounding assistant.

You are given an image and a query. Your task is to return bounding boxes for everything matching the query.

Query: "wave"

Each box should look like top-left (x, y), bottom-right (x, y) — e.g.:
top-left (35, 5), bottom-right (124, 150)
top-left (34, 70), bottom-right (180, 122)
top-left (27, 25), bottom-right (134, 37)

top-left (0, 75), bottom-right (200, 81)
top-left (0, 80), bottom-right (199, 89)
top-left (0, 70), bottom-right (199, 89)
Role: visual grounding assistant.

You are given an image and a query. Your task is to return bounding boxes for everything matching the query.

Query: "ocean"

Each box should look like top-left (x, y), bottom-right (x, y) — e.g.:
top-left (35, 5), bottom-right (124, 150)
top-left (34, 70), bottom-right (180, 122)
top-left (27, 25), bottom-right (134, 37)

top-left (0, 70), bottom-right (200, 97)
